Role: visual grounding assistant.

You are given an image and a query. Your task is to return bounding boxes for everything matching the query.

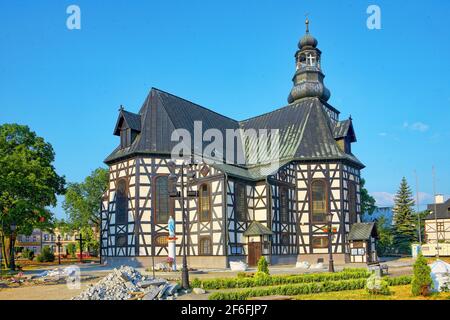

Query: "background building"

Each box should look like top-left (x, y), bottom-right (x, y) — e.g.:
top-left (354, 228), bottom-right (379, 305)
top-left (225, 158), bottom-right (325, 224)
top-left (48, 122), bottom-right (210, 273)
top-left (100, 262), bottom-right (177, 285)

top-left (421, 195), bottom-right (450, 256)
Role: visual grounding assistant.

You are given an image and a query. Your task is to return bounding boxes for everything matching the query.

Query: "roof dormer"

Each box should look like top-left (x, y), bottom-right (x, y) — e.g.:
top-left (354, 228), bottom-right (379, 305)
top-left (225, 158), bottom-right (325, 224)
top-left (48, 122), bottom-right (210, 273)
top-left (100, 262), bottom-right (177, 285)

top-left (113, 106), bottom-right (141, 149)
top-left (334, 117), bottom-right (356, 154)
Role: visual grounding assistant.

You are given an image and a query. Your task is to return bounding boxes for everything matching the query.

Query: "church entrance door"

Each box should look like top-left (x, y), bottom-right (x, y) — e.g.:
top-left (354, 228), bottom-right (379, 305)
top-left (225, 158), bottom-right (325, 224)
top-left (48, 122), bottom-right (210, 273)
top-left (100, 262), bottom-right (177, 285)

top-left (248, 242), bottom-right (262, 266)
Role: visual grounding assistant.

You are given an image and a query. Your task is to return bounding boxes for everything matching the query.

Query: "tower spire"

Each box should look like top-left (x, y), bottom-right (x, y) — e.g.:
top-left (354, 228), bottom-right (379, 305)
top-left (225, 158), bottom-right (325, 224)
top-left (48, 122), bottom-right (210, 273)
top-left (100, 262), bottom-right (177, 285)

top-left (288, 19), bottom-right (331, 104)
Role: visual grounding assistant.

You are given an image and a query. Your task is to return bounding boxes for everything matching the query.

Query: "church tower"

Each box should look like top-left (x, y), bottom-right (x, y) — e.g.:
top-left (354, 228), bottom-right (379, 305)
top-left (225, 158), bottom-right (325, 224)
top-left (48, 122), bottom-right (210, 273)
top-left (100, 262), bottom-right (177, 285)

top-left (288, 18), bottom-right (331, 103)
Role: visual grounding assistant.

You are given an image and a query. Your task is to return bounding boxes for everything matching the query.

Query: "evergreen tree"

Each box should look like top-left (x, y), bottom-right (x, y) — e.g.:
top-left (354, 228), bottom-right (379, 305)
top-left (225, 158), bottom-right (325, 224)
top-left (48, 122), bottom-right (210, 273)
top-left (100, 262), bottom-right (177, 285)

top-left (411, 253), bottom-right (432, 296)
top-left (392, 177), bottom-right (417, 254)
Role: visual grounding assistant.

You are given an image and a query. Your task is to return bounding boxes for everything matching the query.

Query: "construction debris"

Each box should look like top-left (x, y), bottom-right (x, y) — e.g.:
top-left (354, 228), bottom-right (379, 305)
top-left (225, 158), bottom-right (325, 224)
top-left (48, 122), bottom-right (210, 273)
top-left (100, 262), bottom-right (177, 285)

top-left (72, 265), bottom-right (180, 300)
top-left (192, 287), bottom-right (206, 294)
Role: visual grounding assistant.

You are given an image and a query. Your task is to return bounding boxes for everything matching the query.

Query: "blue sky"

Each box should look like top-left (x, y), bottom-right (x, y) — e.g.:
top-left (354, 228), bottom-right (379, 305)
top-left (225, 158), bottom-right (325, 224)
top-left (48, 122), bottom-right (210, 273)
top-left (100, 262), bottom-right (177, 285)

top-left (1, 0), bottom-right (449, 219)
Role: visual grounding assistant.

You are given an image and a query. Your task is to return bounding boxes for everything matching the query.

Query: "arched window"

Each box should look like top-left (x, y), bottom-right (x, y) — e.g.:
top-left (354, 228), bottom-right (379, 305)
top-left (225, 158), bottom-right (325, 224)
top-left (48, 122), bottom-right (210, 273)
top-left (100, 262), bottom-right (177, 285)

top-left (199, 184), bottom-right (211, 222)
top-left (311, 180), bottom-right (327, 223)
top-left (199, 236), bottom-right (212, 255)
top-left (116, 179), bottom-right (128, 224)
top-left (155, 176), bottom-right (170, 224)
top-left (348, 181), bottom-right (357, 224)
top-left (280, 187), bottom-right (289, 223)
top-left (235, 183), bottom-right (247, 221)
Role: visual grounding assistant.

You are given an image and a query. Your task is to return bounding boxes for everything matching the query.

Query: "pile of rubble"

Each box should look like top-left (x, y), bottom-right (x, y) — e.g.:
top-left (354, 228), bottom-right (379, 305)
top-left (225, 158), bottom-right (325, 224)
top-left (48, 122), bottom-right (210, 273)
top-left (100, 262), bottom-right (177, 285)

top-left (72, 266), bottom-right (181, 300)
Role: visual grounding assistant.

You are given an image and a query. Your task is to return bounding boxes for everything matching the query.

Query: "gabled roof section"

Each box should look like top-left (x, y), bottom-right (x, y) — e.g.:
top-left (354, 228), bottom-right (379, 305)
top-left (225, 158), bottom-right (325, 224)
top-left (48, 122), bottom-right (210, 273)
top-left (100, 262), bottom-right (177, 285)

top-left (105, 88), bottom-right (240, 164)
top-left (244, 221), bottom-right (273, 236)
top-left (239, 98), bottom-right (364, 167)
top-left (334, 119), bottom-right (356, 143)
top-left (113, 110), bottom-right (141, 136)
top-left (348, 222), bottom-right (378, 241)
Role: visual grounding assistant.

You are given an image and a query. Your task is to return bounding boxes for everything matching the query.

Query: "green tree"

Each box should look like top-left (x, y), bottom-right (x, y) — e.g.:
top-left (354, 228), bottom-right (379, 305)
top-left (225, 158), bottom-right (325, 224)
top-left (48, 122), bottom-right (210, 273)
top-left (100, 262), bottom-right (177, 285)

top-left (0, 124), bottom-right (65, 269)
top-left (375, 215), bottom-right (394, 256)
top-left (411, 253), bottom-right (432, 296)
top-left (392, 177), bottom-right (417, 254)
top-left (66, 243), bottom-right (77, 257)
top-left (62, 167), bottom-right (108, 254)
top-left (360, 178), bottom-right (377, 216)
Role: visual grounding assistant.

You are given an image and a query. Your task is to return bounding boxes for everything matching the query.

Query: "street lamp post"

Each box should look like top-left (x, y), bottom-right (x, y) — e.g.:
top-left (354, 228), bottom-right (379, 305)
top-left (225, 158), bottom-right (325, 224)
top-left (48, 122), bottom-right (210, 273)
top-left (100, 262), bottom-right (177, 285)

top-left (327, 213), bottom-right (335, 273)
top-left (56, 235), bottom-right (62, 265)
top-left (75, 233), bottom-right (83, 263)
top-left (168, 159), bottom-right (198, 290)
top-left (10, 222), bottom-right (17, 271)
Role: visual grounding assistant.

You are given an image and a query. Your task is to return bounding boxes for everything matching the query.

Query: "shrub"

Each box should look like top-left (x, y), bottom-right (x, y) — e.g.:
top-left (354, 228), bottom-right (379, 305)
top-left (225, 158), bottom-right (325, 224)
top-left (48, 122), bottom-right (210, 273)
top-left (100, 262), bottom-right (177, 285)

top-left (209, 278), bottom-right (368, 300)
top-left (366, 273), bottom-right (391, 295)
top-left (21, 248), bottom-right (35, 261)
top-left (195, 270), bottom-right (371, 290)
top-left (411, 253), bottom-right (432, 296)
top-left (237, 272), bottom-right (254, 278)
top-left (257, 257), bottom-right (269, 275)
top-left (36, 246), bottom-right (55, 263)
top-left (66, 243), bottom-right (77, 258)
top-left (384, 275), bottom-right (412, 286)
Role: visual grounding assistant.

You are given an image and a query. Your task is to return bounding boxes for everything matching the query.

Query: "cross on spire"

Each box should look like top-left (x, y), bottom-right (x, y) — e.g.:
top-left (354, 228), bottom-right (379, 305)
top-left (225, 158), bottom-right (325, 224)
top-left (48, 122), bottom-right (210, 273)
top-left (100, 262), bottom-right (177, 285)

top-left (307, 53), bottom-right (315, 66)
top-left (119, 105), bottom-right (124, 112)
top-left (305, 14), bottom-right (310, 33)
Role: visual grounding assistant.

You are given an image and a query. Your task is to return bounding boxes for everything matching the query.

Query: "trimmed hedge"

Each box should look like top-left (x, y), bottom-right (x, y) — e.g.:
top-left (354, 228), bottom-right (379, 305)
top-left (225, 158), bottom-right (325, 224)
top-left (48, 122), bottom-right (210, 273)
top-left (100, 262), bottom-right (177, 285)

top-left (208, 275), bottom-right (414, 300)
top-left (209, 278), bottom-right (367, 300)
top-left (384, 275), bottom-right (412, 286)
top-left (192, 269), bottom-right (370, 290)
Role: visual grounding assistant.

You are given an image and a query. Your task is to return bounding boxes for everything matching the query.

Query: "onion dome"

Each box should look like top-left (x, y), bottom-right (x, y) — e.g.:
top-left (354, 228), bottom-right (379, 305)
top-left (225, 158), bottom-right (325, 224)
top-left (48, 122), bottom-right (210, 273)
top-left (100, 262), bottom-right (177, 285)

top-left (298, 18), bottom-right (318, 48)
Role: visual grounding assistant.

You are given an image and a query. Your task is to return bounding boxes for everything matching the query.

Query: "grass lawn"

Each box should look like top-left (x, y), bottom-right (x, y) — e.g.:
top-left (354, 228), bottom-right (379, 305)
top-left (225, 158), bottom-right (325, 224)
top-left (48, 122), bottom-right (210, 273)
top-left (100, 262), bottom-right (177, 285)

top-left (294, 285), bottom-right (450, 300)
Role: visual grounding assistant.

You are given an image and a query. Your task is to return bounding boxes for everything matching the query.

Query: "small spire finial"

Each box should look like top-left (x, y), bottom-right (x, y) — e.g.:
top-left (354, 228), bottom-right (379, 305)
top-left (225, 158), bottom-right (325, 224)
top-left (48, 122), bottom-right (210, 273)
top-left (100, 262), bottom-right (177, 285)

top-left (305, 13), bottom-right (310, 33)
top-left (119, 105), bottom-right (124, 112)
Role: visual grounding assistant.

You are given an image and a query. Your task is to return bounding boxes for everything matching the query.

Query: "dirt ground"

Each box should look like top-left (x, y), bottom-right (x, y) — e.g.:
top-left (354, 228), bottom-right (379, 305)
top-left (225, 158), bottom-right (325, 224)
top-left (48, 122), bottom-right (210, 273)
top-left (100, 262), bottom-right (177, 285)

top-left (0, 279), bottom-right (99, 300)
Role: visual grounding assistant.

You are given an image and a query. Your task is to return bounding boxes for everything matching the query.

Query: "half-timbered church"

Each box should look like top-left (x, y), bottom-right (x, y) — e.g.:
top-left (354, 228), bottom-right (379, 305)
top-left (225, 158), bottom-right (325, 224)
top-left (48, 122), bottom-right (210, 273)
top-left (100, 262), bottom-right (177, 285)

top-left (101, 20), bottom-right (378, 268)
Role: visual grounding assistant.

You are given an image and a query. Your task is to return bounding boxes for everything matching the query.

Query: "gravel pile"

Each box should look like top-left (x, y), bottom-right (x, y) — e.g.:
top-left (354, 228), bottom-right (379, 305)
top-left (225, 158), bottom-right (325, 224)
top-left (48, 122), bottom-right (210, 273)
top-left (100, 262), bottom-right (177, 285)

top-left (72, 265), bottom-right (179, 300)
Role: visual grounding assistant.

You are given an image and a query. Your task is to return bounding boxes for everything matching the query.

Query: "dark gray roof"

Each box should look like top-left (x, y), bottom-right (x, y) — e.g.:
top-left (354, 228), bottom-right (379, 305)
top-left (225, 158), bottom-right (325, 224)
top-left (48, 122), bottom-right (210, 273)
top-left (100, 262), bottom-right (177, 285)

top-left (105, 88), bottom-right (365, 172)
top-left (333, 119), bottom-right (356, 142)
top-left (243, 221), bottom-right (273, 236)
top-left (113, 110), bottom-right (141, 135)
top-left (425, 199), bottom-right (450, 220)
top-left (348, 222), bottom-right (378, 240)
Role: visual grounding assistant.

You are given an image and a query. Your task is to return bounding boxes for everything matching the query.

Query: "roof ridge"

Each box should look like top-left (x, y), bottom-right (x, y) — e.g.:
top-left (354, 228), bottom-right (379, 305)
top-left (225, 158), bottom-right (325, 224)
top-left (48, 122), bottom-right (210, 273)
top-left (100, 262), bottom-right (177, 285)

top-left (150, 87), bottom-right (239, 124)
top-left (239, 98), bottom-right (316, 124)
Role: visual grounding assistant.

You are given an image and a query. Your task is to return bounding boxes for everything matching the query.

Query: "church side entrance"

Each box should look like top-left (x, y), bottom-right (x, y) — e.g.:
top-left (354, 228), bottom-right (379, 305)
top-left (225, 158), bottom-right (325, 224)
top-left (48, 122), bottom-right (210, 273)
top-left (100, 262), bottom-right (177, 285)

top-left (248, 241), bottom-right (262, 266)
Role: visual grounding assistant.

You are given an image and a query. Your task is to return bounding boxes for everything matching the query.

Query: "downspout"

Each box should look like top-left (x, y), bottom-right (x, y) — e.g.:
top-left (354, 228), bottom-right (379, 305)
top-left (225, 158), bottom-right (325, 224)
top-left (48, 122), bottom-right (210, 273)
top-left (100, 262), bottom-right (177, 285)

top-left (99, 199), bottom-right (102, 265)
top-left (223, 171), bottom-right (229, 267)
top-left (265, 176), bottom-right (273, 264)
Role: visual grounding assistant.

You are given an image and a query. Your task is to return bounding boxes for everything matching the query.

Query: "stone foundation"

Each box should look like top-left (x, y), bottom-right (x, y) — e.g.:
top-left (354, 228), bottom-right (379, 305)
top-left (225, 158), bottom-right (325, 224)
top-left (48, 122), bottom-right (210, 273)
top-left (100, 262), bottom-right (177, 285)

top-left (296, 253), bottom-right (349, 265)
